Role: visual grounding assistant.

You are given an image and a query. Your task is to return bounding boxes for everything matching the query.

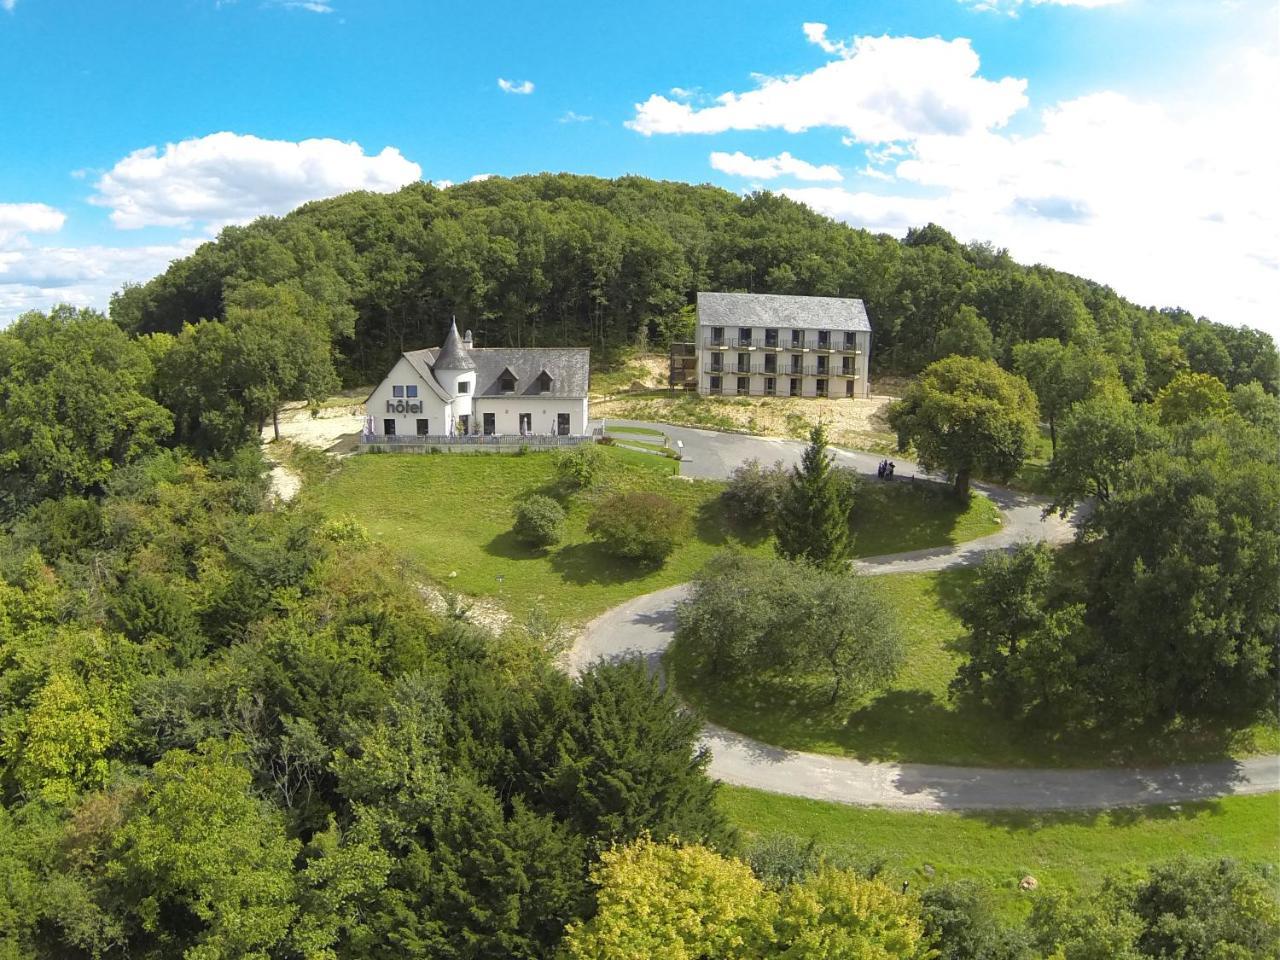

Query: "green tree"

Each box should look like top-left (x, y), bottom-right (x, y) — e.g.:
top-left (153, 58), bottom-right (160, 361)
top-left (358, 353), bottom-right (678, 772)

top-left (0, 307), bottom-right (172, 516)
top-left (511, 659), bottom-right (730, 847)
top-left (933, 305), bottom-right (995, 361)
top-left (775, 424), bottom-right (854, 569)
top-left (559, 837), bottom-right (772, 960)
top-left (108, 740), bottom-right (300, 959)
top-left (1153, 371), bottom-right (1231, 425)
top-left (586, 491), bottom-right (687, 565)
top-left (1047, 392), bottom-right (1164, 511)
top-left (888, 356), bottom-right (1039, 497)
top-left (1013, 338), bottom-right (1121, 453)
top-left (772, 869), bottom-right (933, 959)
top-left (512, 494), bottom-right (566, 548)
top-left (793, 569), bottom-right (902, 703)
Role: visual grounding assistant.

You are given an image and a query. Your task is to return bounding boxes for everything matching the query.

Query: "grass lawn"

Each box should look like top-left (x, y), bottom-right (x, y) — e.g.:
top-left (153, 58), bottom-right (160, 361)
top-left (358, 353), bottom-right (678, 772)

top-left (852, 483), bottom-right (1000, 556)
top-left (605, 425), bottom-right (667, 438)
top-left (307, 446), bottom-right (1003, 626)
top-left (720, 786), bottom-right (1280, 917)
top-left (670, 568), bottom-right (1280, 767)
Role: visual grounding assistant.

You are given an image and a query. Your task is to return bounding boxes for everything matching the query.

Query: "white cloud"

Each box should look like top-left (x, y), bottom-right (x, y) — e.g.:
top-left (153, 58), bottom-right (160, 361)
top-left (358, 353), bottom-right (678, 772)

top-left (784, 49), bottom-right (1280, 333)
top-left (962, 0), bottom-right (1124, 13)
top-left (0, 203), bottom-right (66, 246)
top-left (558, 111), bottom-right (593, 123)
top-left (710, 150), bottom-right (842, 182)
top-left (467, 173), bottom-right (494, 182)
top-left (629, 31), bottom-right (1027, 142)
top-left (0, 241), bottom-right (200, 323)
top-left (273, 1), bottom-right (334, 11)
top-left (1, 0), bottom-right (16, 12)
top-left (90, 132), bottom-right (421, 230)
top-left (498, 78), bottom-right (535, 95)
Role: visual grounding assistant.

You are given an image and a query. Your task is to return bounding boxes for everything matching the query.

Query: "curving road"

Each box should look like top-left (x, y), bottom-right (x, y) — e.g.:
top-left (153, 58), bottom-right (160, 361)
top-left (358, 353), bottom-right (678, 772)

top-left (570, 420), bottom-right (1280, 811)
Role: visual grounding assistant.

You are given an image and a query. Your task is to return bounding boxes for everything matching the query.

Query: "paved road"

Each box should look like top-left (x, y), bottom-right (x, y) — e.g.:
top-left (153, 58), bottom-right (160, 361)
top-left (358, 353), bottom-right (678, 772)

top-left (571, 420), bottom-right (1280, 811)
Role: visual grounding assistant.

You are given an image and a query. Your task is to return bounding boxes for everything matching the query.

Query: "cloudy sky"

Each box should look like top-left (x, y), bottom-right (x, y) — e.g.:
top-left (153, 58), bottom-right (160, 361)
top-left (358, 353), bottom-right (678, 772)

top-left (1, 0), bottom-right (1276, 334)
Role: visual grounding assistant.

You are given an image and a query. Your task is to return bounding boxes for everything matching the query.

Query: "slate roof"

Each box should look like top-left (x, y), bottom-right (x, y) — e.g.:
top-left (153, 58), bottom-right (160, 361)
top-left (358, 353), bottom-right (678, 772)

top-left (404, 346), bottom-right (591, 399)
top-left (696, 292), bottom-right (871, 332)
top-left (433, 318), bottom-right (476, 371)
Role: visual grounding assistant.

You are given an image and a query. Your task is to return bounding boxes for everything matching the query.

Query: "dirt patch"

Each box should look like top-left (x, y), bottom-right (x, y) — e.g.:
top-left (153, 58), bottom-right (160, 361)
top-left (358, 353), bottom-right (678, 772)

top-left (415, 581), bottom-right (512, 634)
top-left (268, 463), bottom-right (302, 503)
top-left (595, 392), bottom-right (898, 454)
top-left (260, 400), bottom-right (366, 453)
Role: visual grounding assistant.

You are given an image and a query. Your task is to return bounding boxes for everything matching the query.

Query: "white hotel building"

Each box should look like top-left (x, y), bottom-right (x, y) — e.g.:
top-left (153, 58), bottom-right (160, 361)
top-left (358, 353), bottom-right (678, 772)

top-left (696, 292), bottom-right (872, 399)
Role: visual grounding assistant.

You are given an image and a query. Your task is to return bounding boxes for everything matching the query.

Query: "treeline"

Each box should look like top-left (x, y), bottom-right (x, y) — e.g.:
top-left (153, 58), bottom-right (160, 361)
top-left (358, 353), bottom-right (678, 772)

top-left (108, 174), bottom-right (1278, 391)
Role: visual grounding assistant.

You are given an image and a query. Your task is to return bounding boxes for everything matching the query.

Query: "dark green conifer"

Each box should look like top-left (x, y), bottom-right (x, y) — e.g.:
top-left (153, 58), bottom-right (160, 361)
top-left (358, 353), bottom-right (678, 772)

top-left (774, 423), bottom-right (854, 570)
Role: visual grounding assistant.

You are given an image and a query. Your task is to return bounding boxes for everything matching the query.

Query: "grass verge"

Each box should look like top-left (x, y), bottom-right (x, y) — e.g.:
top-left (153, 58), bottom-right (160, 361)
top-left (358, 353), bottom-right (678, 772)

top-left (720, 786), bottom-right (1280, 918)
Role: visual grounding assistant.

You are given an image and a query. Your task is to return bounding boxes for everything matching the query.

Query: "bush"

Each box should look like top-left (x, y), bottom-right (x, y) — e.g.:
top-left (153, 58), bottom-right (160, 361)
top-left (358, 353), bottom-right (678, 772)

top-left (554, 443), bottom-right (605, 490)
top-left (512, 495), bottom-right (566, 548)
top-left (723, 458), bottom-right (789, 525)
top-left (586, 491), bottom-right (686, 564)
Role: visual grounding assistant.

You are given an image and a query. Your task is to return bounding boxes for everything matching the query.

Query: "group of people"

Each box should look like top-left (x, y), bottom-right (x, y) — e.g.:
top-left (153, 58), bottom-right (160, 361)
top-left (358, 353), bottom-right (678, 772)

top-left (877, 459), bottom-right (896, 481)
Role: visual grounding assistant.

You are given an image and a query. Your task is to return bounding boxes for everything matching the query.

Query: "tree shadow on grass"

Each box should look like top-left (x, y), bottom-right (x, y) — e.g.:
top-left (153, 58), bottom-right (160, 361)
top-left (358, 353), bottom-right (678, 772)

top-left (694, 498), bottom-right (772, 549)
top-left (548, 541), bottom-right (657, 586)
top-left (481, 530), bottom-right (545, 561)
top-left (958, 798), bottom-right (1226, 831)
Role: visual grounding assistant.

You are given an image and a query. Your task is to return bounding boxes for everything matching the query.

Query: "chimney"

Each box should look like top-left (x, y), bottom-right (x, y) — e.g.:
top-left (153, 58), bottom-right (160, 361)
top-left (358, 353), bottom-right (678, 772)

top-left (464, 329), bottom-right (474, 348)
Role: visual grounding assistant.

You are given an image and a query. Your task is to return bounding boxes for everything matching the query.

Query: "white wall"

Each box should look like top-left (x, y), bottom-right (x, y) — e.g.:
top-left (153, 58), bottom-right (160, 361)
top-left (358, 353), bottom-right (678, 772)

top-left (473, 397), bottom-right (589, 435)
top-left (366, 356), bottom-right (450, 435)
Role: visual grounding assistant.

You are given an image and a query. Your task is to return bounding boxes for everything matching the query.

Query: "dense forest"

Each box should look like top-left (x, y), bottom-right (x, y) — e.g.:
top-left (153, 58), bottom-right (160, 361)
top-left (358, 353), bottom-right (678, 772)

top-left (1, 175), bottom-right (1278, 957)
top-left (109, 174), bottom-right (1278, 393)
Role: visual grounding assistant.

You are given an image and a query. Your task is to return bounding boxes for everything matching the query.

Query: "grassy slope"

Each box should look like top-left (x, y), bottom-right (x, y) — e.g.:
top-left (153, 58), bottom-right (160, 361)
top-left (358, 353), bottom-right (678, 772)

top-left (307, 446), bottom-right (999, 625)
top-left (720, 786), bottom-right (1280, 917)
top-left (671, 569), bottom-right (1280, 767)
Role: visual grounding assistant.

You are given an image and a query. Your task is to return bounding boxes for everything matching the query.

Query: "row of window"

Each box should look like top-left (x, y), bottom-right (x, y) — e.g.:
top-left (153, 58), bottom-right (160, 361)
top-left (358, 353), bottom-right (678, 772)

top-left (707, 327), bottom-right (861, 349)
top-left (382, 413), bottom-right (572, 436)
top-left (391, 384), bottom-right (419, 398)
top-left (706, 375), bottom-right (856, 398)
top-left (708, 353), bottom-right (859, 375)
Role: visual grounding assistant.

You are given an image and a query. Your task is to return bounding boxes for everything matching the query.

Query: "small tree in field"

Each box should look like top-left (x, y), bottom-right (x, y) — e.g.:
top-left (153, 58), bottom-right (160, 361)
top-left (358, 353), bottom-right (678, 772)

top-left (723, 458), bottom-right (789, 526)
top-left (775, 424), bottom-right (854, 570)
top-left (512, 495), bottom-right (565, 547)
top-left (587, 492), bottom-right (687, 564)
top-left (887, 356), bottom-right (1039, 498)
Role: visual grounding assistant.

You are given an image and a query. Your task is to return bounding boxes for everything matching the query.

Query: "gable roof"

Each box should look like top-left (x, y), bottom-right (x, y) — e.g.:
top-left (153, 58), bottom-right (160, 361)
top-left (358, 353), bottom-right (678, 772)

top-left (403, 346), bottom-right (590, 399)
top-left (696, 292), bottom-right (871, 332)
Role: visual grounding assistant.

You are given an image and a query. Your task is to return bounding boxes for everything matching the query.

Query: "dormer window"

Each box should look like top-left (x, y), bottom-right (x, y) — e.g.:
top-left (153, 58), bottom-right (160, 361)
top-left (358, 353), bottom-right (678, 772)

top-left (537, 371), bottom-right (552, 393)
top-left (499, 368), bottom-right (517, 393)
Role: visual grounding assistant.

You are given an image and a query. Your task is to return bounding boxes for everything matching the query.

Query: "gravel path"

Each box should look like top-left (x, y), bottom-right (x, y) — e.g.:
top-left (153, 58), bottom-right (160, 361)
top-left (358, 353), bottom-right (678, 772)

top-left (568, 420), bottom-right (1280, 811)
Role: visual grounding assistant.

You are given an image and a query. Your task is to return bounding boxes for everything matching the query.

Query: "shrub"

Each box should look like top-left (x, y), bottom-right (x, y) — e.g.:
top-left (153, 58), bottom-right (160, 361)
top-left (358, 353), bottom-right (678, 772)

top-left (554, 443), bottom-right (605, 490)
top-left (512, 495), bottom-right (566, 548)
top-left (723, 458), bottom-right (789, 525)
top-left (586, 492), bottom-right (686, 564)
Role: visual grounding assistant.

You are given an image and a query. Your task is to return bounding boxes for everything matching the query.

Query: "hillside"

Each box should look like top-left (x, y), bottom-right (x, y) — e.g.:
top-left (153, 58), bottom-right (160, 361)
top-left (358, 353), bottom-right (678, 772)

top-left (109, 174), bottom-right (1277, 394)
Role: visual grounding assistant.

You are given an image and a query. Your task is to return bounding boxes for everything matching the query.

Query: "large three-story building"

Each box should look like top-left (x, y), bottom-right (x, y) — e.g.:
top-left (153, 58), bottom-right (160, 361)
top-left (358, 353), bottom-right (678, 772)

top-left (695, 292), bottom-right (872, 399)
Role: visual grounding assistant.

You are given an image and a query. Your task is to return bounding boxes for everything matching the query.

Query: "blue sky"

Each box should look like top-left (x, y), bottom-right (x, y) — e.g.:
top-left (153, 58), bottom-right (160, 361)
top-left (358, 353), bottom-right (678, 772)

top-left (1, 0), bottom-right (1276, 334)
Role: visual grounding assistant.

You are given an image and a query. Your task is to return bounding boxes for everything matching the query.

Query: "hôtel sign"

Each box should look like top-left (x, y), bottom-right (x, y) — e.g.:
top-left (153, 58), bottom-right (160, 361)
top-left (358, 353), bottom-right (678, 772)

top-left (386, 399), bottom-right (424, 414)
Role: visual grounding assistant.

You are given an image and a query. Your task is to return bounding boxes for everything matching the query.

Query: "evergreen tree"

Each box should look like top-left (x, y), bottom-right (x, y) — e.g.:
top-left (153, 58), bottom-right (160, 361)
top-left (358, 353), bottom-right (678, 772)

top-left (775, 424), bottom-right (854, 570)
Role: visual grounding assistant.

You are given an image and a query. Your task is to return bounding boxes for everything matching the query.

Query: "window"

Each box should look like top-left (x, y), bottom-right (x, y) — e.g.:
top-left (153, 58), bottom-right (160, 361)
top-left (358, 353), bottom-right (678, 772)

top-left (737, 376), bottom-right (749, 395)
top-left (739, 327), bottom-right (752, 345)
top-left (765, 328), bottom-right (778, 347)
top-left (842, 356), bottom-right (853, 375)
top-left (406, 384), bottom-right (418, 398)
top-left (818, 330), bottom-right (830, 348)
top-left (845, 380), bottom-right (854, 398)
top-left (392, 385), bottom-right (405, 398)
top-left (764, 353), bottom-right (777, 373)
top-left (789, 377), bottom-right (800, 397)
top-left (791, 329), bottom-right (802, 347)
top-left (709, 375), bottom-right (722, 393)
top-left (790, 355), bottom-right (802, 374)
top-left (416, 418), bottom-right (430, 435)
top-left (537, 372), bottom-right (552, 393)
top-left (711, 326), bottom-right (725, 345)
top-left (557, 413), bottom-right (571, 436)
top-left (844, 331), bottom-right (856, 349)
top-left (816, 356), bottom-right (828, 374)
top-left (457, 380), bottom-right (470, 394)
top-left (500, 375), bottom-right (516, 393)
top-left (710, 354), bottom-right (724, 372)
top-left (383, 418), bottom-right (396, 436)
top-left (483, 412), bottom-right (496, 435)
top-left (737, 352), bottom-right (750, 373)
top-left (519, 412), bottom-right (532, 434)
top-left (765, 376), bottom-right (776, 396)
top-left (816, 378), bottom-right (828, 397)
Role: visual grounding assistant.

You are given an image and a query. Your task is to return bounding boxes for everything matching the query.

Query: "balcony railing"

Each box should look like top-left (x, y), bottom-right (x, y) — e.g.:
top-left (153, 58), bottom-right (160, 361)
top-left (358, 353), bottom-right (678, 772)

top-left (361, 430), bottom-right (599, 448)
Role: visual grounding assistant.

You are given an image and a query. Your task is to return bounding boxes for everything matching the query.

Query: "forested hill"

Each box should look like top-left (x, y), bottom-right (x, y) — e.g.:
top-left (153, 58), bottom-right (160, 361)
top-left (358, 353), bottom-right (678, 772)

top-left (110, 173), bottom-right (1277, 392)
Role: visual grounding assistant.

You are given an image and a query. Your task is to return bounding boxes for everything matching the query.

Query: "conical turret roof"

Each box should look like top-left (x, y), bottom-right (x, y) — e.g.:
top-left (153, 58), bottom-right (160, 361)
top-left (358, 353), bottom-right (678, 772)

top-left (434, 318), bottom-right (475, 371)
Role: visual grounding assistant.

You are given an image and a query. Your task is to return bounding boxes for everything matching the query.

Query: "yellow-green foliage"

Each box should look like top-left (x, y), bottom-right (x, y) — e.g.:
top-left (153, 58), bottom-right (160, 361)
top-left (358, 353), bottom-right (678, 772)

top-left (560, 837), bottom-right (931, 959)
top-left (4, 673), bottom-right (118, 804)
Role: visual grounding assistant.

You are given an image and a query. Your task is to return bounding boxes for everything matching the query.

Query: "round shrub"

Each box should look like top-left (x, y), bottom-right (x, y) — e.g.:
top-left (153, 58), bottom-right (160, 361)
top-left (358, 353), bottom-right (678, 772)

top-left (512, 494), bottom-right (566, 548)
top-left (586, 491), bottom-right (687, 565)
top-left (554, 443), bottom-right (605, 490)
top-left (723, 458), bottom-right (789, 525)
